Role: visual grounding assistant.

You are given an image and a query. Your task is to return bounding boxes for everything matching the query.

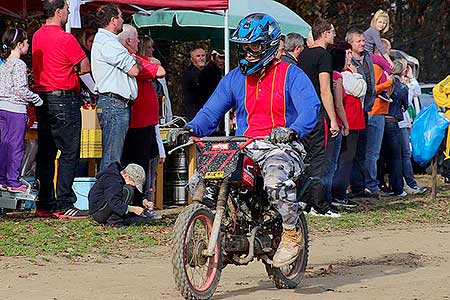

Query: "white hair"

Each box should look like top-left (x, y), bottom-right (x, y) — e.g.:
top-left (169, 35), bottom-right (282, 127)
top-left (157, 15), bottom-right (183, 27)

top-left (118, 24), bottom-right (137, 45)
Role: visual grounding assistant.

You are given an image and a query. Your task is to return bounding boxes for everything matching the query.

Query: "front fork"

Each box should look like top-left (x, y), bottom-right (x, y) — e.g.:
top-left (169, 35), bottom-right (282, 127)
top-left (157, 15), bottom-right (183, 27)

top-left (203, 178), bottom-right (229, 257)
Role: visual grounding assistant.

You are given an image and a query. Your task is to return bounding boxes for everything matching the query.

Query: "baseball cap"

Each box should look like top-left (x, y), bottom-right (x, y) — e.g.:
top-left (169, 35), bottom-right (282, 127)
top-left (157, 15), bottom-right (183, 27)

top-left (123, 163), bottom-right (145, 193)
top-left (211, 49), bottom-right (225, 58)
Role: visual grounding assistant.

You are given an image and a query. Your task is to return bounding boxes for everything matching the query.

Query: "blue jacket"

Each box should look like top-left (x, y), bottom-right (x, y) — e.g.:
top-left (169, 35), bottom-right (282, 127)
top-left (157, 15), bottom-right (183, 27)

top-left (388, 77), bottom-right (409, 121)
top-left (88, 162), bottom-right (129, 216)
top-left (187, 61), bottom-right (320, 139)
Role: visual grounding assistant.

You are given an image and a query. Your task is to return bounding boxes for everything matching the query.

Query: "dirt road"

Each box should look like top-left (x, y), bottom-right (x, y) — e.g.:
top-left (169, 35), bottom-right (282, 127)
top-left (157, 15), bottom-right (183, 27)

top-left (1, 224), bottom-right (450, 300)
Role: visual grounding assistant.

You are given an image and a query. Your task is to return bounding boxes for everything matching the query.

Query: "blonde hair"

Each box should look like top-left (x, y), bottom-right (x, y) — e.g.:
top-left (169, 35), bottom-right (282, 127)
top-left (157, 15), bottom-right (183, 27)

top-left (370, 9), bottom-right (390, 34)
top-left (391, 59), bottom-right (407, 75)
top-left (139, 36), bottom-right (153, 56)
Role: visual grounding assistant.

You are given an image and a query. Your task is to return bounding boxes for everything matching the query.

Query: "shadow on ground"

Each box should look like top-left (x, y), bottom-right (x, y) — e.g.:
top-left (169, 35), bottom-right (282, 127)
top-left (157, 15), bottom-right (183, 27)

top-left (212, 251), bottom-right (433, 299)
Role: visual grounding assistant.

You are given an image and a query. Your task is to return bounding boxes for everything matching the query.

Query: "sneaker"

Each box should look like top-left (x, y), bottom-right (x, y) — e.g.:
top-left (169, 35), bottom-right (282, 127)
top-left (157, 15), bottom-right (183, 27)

top-left (394, 191), bottom-right (408, 197)
top-left (272, 225), bottom-right (302, 268)
top-left (309, 208), bottom-right (341, 218)
top-left (142, 209), bottom-right (162, 220)
top-left (404, 185), bottom-right (427, 195)
top-left (414, 186), bottom-right (427, 193)
top-left (332, 198), bottom-right (358, 209)
top-left (35, 209), bottom-right (54, 218)
top-left (353, 188), bottom-right (377, 198)
top-left (55, 207), bottom-right (90, 219)
top-left (7, 185), bottom-right (28, 193)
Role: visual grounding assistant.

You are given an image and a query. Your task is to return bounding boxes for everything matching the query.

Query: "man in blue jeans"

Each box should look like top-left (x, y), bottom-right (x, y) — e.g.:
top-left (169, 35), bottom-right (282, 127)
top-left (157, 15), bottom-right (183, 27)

top-left (345, 29), bottom-right (377, 196)
top-left (32, 0), bottom-right (90, 218)
top-left (91, 4), bottom-right (142, 171)
top-left (363, 39), bottom-right (393, 196)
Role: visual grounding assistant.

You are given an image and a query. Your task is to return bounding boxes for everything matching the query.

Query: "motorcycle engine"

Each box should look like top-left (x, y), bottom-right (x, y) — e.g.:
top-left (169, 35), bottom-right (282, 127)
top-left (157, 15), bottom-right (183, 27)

top-left (224, 235), bottom-right (249, 253)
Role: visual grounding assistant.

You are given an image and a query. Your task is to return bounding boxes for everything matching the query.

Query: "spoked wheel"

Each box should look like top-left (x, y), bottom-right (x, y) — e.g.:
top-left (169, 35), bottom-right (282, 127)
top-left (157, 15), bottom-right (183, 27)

top-left (172, 203), bottom-right (222, 300)
top-left (265, 212), bottom-right (309, 289)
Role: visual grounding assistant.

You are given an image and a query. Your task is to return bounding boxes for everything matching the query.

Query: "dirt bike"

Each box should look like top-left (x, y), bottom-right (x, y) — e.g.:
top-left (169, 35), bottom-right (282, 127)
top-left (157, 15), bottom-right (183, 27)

top-left (169, 136), bottom-right (312, 300)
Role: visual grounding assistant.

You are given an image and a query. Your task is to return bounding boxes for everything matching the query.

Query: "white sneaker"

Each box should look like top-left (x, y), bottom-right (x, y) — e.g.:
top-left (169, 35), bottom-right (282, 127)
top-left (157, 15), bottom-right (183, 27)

top-left (394, 191), bottom-right (408, 197)
top-left (309, 208), bottom-right (341, 218)
top-left (404, 185), bottom-right (427, 195)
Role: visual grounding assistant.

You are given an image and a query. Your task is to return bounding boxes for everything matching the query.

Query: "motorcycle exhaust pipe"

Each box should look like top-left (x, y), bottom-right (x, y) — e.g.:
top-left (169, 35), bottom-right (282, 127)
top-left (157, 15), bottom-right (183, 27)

top-left (203, 178), bottom-right (229, 257)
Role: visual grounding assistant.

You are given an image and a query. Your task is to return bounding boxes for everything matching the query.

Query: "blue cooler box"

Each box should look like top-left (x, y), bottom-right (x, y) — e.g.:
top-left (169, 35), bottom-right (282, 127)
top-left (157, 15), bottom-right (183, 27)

top-left (73, 177), bottom-right (96, 210)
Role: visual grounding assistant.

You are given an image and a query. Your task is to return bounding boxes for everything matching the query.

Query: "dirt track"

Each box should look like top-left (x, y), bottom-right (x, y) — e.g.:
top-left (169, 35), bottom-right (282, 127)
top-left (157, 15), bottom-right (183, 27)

top-left (1, 224), bottom-right (450, 300)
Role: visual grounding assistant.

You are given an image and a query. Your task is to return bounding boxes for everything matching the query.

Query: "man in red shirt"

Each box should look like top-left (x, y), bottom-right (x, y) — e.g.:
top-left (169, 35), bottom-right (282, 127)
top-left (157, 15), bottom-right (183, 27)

top-left (118, 24), bottom-right (165, 202)
top-left (32, 0), bottom-right (90, 218)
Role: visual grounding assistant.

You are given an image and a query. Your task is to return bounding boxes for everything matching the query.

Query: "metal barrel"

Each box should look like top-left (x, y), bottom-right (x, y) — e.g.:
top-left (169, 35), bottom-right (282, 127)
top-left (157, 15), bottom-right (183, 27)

top-left (164, 150), bottom-right (188, 205)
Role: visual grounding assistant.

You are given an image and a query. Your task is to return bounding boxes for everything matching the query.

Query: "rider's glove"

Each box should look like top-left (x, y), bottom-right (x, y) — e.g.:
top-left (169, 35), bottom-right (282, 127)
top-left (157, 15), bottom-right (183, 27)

top-left (269, 127), bottom-right (297, 144)
top-left (167, 126), bottom-right (194, 146)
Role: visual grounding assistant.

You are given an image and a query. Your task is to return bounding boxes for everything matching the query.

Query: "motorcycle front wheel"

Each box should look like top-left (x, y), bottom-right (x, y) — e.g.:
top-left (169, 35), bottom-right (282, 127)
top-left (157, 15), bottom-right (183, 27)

top-left (172, 203), bottom-right (222, 300)
top-left (265, 211), bottom-right (309, 289)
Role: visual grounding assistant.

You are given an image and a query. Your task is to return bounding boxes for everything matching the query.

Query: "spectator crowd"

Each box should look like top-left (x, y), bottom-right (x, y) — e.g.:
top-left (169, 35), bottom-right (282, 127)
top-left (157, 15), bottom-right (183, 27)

top-left (0, 0), bottom-right (429, 224)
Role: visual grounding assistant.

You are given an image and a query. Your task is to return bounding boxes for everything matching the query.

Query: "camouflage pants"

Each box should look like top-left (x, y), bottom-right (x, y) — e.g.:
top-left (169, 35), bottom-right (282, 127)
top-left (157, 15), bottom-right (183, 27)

top-left (244, 140), bottom-right (306, 227)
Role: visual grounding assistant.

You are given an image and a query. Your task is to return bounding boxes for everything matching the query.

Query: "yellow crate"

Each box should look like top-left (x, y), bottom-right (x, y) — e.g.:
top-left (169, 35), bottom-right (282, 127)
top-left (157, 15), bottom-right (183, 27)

top-left (81, 129), bottom-right (102, 158)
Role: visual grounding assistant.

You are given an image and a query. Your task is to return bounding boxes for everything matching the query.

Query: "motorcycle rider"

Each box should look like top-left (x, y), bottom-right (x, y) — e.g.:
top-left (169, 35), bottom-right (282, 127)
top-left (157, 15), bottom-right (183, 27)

top-left (168, 13), bottom-right (320, 268)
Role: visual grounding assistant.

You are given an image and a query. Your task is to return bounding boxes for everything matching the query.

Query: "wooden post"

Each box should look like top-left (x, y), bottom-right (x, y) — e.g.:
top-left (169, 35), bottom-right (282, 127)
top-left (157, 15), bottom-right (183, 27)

top-left (431, 156), bottom-right (438, 199)
top-left (155, 162), bottom-right (164, 210)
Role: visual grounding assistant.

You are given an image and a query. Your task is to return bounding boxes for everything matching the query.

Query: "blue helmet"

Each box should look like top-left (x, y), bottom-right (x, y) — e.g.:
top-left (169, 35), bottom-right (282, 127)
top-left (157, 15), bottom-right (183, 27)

top-left (230, 13), bottom-right (281, 75)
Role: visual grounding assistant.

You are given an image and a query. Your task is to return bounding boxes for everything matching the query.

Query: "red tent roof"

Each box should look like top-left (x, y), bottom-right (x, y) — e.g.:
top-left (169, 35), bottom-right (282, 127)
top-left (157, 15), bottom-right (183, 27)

top-left (104, 0), bottom-right (228, 10)
top-left (0, 0), bottom-right (229, 17)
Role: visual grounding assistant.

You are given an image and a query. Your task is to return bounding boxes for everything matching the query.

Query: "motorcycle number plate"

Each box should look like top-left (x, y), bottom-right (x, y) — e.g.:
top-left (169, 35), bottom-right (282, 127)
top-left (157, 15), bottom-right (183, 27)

top-left (205, 171), bottom-right (225, 179)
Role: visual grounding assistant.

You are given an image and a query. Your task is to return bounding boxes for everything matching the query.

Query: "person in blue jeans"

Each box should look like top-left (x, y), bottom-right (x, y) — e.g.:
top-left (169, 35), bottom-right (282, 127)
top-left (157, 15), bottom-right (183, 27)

top-left (398, 72), bottom-right (426, 194)
top-left (364, 114), bottom-right (386, 194)
top-left (32, 0), bottom-right (90, 218)
top-left (399, 127), bottom-right (425, 194)
top-left (344, 28), bottom-right (376, 196)
top-left (322, 46), bottom-right (350, 207)
top-left (330, 43), bottom-right (367, 209)
top-left (91, 4), bottom-right (142, 171)
top-left (381, 59), bottom-right (410, 196)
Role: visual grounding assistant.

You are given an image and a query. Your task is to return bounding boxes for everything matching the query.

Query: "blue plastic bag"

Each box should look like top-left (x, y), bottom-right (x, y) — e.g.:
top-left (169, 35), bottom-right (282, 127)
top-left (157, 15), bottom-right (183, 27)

top-left (411, 103), bottom-right (450, 166)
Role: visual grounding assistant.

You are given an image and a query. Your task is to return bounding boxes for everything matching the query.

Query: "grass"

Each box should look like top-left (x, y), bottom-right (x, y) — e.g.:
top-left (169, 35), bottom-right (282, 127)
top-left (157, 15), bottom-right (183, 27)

top-left (0, 175), bottom-right (449, 258)
top-left (308, 175), bottom-right (450, 232)
top-left (0, 216), bottom-right (173, 258)
top-left (307, 197), bottom-right (449, 232)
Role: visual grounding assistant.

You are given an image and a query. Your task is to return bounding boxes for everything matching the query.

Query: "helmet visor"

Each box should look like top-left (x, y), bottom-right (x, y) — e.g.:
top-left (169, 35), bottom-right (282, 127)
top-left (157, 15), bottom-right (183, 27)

top-left (237, 42), bottom-right (263, 59)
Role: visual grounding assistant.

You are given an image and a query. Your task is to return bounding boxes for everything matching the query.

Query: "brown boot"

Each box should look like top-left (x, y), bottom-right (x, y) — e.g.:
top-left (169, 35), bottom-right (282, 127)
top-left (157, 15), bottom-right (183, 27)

top-left (272, 225), bottom-right (302, 268)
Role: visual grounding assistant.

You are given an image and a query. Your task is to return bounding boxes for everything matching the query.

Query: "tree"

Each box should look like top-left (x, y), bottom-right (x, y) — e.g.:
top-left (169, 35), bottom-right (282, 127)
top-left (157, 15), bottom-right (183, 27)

top-left (280, 0), bottom-right (449, 82)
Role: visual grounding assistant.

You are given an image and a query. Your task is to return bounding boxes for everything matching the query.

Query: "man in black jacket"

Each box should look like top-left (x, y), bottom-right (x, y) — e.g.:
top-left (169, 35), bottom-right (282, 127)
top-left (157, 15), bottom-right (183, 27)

top-left (182, 47), bottom-right (206, 120)
top-left (198, 49), bottom-right (225, 103)
top-left (88, 162), bottom-right (159, 226)
top-left (281, 32), bottom-right (305, 66)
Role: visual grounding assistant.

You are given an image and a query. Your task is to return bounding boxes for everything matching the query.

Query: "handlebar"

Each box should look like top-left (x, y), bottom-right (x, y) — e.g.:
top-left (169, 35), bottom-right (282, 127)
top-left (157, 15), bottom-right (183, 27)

top-left (167, 136), bottom-right (269, 155)
top-left (167, 139), bottom-right (194, 155)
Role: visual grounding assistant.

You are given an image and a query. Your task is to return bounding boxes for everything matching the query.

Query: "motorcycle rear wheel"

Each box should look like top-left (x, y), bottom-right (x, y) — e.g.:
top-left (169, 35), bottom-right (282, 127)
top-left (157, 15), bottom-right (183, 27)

top-left (265, 212), bottom-right (309, 289)
top-left (172, 203), bottom-right (222, 300)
